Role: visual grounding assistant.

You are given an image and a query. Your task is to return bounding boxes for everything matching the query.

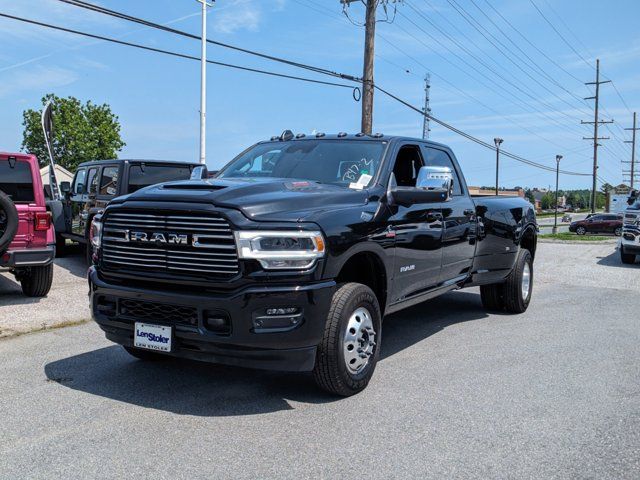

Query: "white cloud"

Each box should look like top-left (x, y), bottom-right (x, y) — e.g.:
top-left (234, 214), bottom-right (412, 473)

top-left (0, 65), bottom-right (78, 98)
top-left (212, 1), bottom-right (262, 34)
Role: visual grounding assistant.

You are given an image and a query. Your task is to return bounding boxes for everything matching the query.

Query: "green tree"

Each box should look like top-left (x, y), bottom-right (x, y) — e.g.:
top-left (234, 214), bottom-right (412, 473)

top-left (540, 192), bottom-right (555, 210)
top-left (524, 188), bottom-right (535, 205)
top-left (600, 182), bottom-right (614, 194)
top-left (21, 94), bottom-right (125, 171)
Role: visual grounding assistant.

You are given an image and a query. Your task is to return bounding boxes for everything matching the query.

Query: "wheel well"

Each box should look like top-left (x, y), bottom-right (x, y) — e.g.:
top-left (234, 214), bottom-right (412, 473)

top-left (520, 226), bottom-right (537, 259)
top-left (336, 252), bottom-right (387, 313)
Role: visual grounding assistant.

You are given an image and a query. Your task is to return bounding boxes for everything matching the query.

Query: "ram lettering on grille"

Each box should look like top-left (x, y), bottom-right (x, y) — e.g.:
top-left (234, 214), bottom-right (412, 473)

top-left (101, 211), bottom-right (239, 277)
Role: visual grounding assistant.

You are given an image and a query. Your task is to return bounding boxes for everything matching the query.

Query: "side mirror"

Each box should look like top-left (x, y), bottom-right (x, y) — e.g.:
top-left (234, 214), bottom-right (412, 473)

top-left (388, 166), bottom-right (452, 207)
top-left (60, 181), bottom-right (71, 195)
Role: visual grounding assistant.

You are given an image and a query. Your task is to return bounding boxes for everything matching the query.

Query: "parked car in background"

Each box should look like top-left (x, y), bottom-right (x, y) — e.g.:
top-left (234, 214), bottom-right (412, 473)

top-left (49, 159), bottom-right (200, 261)
top-left (0, 152), bottom-right (55, 297)
top-left (569, 214), bottom-right (623, 236)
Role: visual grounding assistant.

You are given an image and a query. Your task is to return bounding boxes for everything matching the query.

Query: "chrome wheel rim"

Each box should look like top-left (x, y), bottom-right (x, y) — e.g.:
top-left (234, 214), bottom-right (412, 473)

top-left (521, 262), bottom-right (531, 301)
top-left (343, 307), bottom-right (376, 374)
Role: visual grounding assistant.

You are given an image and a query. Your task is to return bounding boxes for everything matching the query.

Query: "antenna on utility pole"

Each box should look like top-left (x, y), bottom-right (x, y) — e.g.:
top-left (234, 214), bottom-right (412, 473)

top-left (422, 73), bottom-right (431, 140)
top-left (341, 0), bottom-right (401, 134)
top-left (197, 0), bottom-right (213, 165)
top-left (624, 112), bottom-right (639, 190)
top-left (581, 58), bottom-right (612, 213)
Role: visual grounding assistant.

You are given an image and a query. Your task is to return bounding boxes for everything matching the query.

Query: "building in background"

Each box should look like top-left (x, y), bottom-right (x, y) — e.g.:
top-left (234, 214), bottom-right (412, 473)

top-left (40, 164), bottom-right (73, 199)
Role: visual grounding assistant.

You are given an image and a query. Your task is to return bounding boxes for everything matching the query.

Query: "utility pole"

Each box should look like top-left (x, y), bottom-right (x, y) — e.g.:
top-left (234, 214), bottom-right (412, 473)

top-left (581, 59), bottom-right (612, 213)
top-left (553, 154), bottom-right (563, 234)
top-left (422, 73), bottom-right (431, 139)
top-left (624, 111), bottom-right (638, 189)
top-left (494, 137), bottom-right (503, 195)
top-left (197, 0), bottom-right (213, 165)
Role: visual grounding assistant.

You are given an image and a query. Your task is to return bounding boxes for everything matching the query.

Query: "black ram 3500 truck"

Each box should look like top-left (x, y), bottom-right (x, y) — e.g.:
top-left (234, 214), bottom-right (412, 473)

top-left (88, 133), bottom-right (537, 396)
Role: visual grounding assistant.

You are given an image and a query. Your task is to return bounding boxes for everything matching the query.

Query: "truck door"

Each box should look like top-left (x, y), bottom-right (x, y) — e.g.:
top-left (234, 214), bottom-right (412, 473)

top-left (69, 167), bottom-right (88, 236)
top-left (387, 143), bottom-right (443, 302)
top-left (421, 145), bottom-right (477, 284)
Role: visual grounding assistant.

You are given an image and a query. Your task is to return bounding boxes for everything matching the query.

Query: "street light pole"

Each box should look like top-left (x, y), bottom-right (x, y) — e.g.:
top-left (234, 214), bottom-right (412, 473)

top-left (197, 0), bottom-right (213, 165)
top-left (553, 154), bottom-right (563, 234)
top-left (494, 137), bottom-right (503, 195)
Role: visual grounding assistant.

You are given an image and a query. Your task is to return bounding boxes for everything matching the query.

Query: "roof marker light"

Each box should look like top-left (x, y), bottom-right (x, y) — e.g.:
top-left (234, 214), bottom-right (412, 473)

top-left (337, 132), bottom-right (348, 138)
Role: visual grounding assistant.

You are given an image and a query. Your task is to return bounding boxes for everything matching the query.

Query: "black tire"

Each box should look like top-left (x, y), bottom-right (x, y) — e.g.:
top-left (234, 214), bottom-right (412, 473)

top-left (55, 234), bottom-right (67, 257)
top-left (0, 189), bottom-right (18, 255)
top-left (313, 283), bottom-right (382, 397)
top-left (123, 346), bottom-right (169, 361)
top-left (480, 283), bottom-right (505, 311)
top-left (20, 264), bottom-right (54, 297)
top-left (503, 249), bottom-right (533, 313)
top-left (621, 247), bottom-right (636, 265)
top-left (576, 226), bottom-right (587, 235)
top-left (614, 227), bottom-right (622, 237)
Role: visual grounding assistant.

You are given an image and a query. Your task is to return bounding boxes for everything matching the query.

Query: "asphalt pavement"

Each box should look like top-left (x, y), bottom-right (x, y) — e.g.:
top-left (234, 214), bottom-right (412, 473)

top-left (0, 242), bottom-right (638, 479)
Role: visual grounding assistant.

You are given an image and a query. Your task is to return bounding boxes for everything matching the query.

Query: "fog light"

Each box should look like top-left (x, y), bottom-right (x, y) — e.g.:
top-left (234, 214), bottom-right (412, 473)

top-left (203, 311), bottom-right (231, 334)
top-left (266, 307), bottom-right (299, 316)
top-left (253, 308), bottom-right (303, 333)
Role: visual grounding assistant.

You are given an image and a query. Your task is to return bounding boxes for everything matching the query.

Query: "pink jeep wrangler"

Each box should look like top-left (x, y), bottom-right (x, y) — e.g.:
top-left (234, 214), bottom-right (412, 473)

top-left (0, 152), bottom-right (55, 297)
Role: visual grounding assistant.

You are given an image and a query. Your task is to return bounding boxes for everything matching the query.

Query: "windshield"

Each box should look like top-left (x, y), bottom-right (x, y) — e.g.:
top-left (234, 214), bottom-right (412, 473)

top-left (0, 160), bottom-right (34, 203)
top-left (128, 164), bottom-right (194, 193)
top-left (218, 140), bottom-right (386, 187)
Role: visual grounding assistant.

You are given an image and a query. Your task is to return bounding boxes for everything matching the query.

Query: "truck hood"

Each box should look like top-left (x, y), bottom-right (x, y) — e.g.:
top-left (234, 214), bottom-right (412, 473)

top-left (115, 178), bottom-right (370, 222)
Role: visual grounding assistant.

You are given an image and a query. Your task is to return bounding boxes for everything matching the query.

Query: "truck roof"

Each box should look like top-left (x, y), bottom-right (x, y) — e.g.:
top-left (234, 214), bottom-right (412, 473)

top-left (76, 159), bottom-right (200, 168)
top-left (258, 133), bottom-right (452, 151)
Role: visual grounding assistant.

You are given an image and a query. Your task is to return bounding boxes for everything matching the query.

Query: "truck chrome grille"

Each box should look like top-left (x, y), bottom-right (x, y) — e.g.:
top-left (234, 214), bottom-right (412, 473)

top-left (101, 210), bottom-right (239, 278)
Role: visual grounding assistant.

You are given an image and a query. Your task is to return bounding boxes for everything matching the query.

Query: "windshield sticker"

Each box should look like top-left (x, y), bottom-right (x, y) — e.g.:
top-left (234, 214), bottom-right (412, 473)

top-left (349, 173), bottom-right (372, 190)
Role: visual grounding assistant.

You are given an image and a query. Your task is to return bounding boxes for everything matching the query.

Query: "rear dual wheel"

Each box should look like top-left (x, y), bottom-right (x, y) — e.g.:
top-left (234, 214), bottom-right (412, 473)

top-left (480, 249), bottom-right (533, 314)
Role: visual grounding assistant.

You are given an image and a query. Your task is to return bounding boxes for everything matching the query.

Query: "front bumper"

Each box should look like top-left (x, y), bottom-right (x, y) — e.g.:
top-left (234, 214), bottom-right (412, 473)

top-left (0, 245), bottom-right (55, 268)
top-left (89, 267), bottom-right (335, 372)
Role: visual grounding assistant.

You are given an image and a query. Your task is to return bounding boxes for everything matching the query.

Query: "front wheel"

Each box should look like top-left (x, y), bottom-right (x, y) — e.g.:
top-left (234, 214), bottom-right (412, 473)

top-left (614, 227), bottom-right (622, 237)
top-left (576, 226), bottom-right (587, 235)
top-left (313, 283), bottom-right (382, 397)
top-left (19, 264), bottom-right (54, 297)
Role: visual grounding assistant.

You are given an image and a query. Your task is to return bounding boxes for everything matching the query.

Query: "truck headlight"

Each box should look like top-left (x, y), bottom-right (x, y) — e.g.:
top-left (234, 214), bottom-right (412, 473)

top-left (235, 230), bottom-right (325, 270)
top-left (90, 217), bottom-right (102, 248)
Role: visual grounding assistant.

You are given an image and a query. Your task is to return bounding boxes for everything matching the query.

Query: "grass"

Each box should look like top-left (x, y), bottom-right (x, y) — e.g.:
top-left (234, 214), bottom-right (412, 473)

top-left (539, 232), bottom-right (613, 242)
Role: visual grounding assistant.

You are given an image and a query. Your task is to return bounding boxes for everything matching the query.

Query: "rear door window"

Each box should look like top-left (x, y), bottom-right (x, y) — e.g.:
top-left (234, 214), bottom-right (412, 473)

top-left (99, 166), bottom-right (119, 197)
top-left (0, 159), bottom-right (34, 203)
top-left (127, 164), bottom-right (193, 193)
top-left (86, 168), bottom-right (99, 195)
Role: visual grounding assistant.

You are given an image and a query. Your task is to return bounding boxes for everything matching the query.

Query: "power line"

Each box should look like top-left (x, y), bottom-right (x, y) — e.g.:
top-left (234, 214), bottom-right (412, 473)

top-left (528, 0), bottom-right (593, 69)
top-left (443, 0), bottom-right (590, 117)
top-left (0, 13), bottom-right (358, 91)
top-left (397, 5), bottom-right (590, 139)
top-left (481, 0), bottom-right (584, 84)
top-left (373, 84), bottom-right (591, 176)
top-left (56, 0), bottom-right (360, 82)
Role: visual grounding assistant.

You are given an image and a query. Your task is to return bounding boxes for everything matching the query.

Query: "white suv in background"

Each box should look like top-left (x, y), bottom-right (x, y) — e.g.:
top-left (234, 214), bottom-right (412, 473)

top-left (621, 190), bottom-right (640, 264)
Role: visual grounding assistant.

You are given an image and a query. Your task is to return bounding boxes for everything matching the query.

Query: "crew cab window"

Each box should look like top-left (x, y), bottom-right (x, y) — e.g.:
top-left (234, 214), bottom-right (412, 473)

top-left (0, 159), bottom-right (34, 203)
top-left (72, 169), bottom-right (87, 194)
top-left (99, 166), bottom-right (119, 196)
top-left (218, 140), bottom-right (385, 187)
top-left (87, 167), bottom-right (98, 194)
top-left (422, 146), bottom-right (463, 196)
top-left (128, 164), bottom-right (193, 193)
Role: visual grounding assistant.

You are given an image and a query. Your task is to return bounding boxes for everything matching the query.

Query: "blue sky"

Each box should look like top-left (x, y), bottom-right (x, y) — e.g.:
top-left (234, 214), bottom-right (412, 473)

top-left (1, 0), bottom-right (639, 189)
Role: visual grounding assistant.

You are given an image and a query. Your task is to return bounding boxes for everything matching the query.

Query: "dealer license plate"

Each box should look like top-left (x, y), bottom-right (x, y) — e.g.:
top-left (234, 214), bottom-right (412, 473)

top-left (134, 323), bottom-right (172, 352)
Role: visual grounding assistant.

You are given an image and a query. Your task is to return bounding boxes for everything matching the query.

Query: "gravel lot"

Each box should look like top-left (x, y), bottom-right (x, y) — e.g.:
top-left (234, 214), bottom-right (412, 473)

top-left (0, 245), bottom-right (90, 337)
top-left (0, 242), bottom-right (638, 479)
